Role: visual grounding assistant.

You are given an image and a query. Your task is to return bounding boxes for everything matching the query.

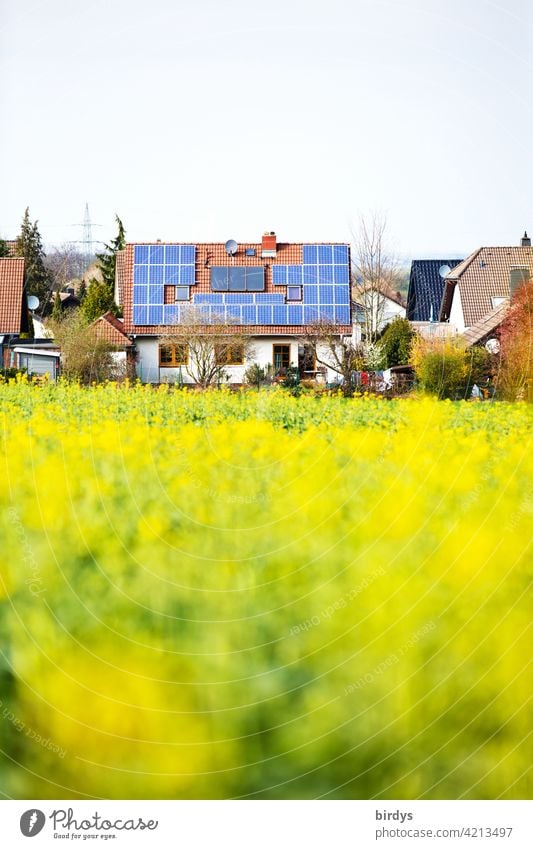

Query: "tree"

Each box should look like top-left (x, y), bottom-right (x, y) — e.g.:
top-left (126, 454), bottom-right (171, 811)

top-left (15, 208), bottom-right (52, 310)
top-left (48, 311), bottom-right (121, 384)
top-left (159, 307), bottom-right (254, 388)
top-left (299, 321), bottom-right (362, 396)
top-left (82, 278), bottom-right (116, 322)
top-left (0, 239), bottom-right (9, 258)
top-left (352, 212), bottom-right (399, 343)
top-left (45, 243), bottom-right (86, 291)
top-left (51, 292), bottom-right (64, 321)
top-left (95, 215), bottom-right (125, 291)
top-left (496, 280), bottom-right (532, 400)
top-left (244, 363), bottom-right (272, 390)
top-left (379, 317), bottom-right (415, 367)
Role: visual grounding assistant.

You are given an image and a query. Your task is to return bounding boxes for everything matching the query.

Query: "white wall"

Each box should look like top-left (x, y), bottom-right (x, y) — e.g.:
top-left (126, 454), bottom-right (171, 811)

top-left (448, 285), bottom-right (465, 333)
top-left (134, 336), bottom-right (342, 384)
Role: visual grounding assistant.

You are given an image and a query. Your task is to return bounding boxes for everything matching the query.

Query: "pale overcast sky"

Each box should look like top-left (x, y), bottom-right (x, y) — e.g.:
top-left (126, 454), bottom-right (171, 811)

top-left (1, 0), bottom-right (531, 259)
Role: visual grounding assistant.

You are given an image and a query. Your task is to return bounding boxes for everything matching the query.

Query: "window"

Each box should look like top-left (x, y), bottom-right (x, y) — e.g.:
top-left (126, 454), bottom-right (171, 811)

top-left (159, 343), bottom-right (188, 367)
top-left (164, 285), bottom-right (189, 303)
top-left (286, 285), bottom-right (302, 301)
top-left (214, 344), bottom-right (245, 365)
top-left (211, 266), bottom-right (265, 292)
top-left (273, 344), bottom-right (291, 370)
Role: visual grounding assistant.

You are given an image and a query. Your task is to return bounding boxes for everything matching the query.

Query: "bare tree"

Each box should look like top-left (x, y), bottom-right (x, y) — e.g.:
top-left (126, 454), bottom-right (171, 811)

top-left (45, 243), bottom-right (87, 291)
top-left (158, 306), bottom-right (255, 388)
top-left (352, 213), bottom-right (399, 343)
top-left (299, 321), bottom-right (363, 396)
top-left (48, 310), bottom-right (122, 384)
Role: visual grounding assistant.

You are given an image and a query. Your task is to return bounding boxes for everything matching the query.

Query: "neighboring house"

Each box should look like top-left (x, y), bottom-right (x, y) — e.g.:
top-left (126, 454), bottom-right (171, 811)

top-left (0, 256), bottom-right (29, 367)
top-left (352, 282), bottom-right (406, 337)
top-left (8, 342), bottom-right (61, 380)
top-left (91, 311), bottom-right (135, 376)
top-left (462, 301), bottom-right (510, 348)
top-left (116, 232), bottom-right (352, 384)
top-left (439, 232), bottom-right (532, 332)
top-left (58, 288), bottom-right (81, 310)
top-left (406, 259), bottom-right (463, 322)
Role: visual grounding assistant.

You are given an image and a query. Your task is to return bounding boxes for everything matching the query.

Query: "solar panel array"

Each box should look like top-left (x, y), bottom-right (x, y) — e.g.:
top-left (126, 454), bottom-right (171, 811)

top-left (133, 245), bottom-right (196, 325)
top-left (131, 244), bottom-right (350, 326)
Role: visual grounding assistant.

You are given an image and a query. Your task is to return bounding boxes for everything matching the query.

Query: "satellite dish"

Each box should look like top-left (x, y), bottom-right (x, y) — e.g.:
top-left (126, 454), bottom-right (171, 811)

top-left (439, 264), bottom-right (452, 278)
top-left (485, 338), bottom-right (500, 354)
top-left (27, 295), bottom-right (40, 311)
top-left (224, 239), bottom-right (238, 256)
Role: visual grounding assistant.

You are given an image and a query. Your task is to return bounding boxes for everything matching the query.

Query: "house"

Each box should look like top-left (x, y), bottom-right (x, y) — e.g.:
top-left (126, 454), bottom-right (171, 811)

top-left (91, 311), bottom-right (135, 376)
top-left (0, 255), bottom-right (29, 367)
top-left (439, 232), bottom-right (532, 333)
top-left (462, 301), bottom-right (510, 348)
top-left (406, 259), bottom-right (463, 322)
top-left (352, 282), bottom-right (406, 338)
top-left (116, 232), bottom-right (352, 384)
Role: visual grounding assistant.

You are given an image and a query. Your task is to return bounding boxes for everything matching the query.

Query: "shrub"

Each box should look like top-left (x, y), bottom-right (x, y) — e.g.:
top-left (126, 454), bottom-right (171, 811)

top-left (379, 317), bottom-right (415, 367)
top-left (410, 336), bottom-right (490, 399)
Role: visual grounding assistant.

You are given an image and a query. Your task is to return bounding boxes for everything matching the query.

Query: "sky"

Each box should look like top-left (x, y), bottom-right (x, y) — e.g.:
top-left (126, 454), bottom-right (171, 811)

top-left (1, 0), bottom-right (532, 260)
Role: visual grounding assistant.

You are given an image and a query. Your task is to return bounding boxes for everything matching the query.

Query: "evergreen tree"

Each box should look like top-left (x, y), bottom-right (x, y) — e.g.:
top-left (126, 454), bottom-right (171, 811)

top-left (51, 291), bottom-right (64, 321)
top-left (82, 278), bottom-right (116, 322)
top-left (95, 215), bottom-right (125, 291)
top-left (15, 208), bottom-right (52, 310)
top-left (0, 239), bottom-right (9, 258)
top-left (379, 317), bottom-right (415, 367)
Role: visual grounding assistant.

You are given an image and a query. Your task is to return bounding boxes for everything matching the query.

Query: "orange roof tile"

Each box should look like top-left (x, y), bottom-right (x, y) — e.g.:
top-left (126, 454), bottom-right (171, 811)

top-left (0, 257), bottom-right (25, 333)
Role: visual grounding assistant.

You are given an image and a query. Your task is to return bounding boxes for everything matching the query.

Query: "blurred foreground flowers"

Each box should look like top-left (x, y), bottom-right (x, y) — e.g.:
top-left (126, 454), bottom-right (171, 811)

top-left (0, 382), bottom-right (531, 798)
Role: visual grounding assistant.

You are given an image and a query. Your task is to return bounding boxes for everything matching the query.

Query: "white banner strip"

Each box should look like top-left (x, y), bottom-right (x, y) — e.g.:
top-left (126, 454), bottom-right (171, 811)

top-left (1, 800), bottom-right (531, 848)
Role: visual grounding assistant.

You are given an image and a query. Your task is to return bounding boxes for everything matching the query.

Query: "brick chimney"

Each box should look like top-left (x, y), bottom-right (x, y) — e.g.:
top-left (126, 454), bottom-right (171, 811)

top-left (261, 231), bottom-right (277, 258)
top-left (521, 231), bottom-right (531, 247)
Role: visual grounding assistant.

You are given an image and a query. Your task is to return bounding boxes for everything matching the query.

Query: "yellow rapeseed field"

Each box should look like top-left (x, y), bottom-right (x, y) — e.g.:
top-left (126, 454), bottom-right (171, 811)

top-left (0, 380), bottom-right (531, 799)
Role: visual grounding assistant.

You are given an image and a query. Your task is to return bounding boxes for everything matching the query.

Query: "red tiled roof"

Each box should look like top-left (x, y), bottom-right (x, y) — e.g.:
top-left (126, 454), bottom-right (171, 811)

top-left (440, 246), bottom-right (533, 326)
top-left (91, 311), bottom-right (132, 347)
top-left (0, 257), bottom-right (25, 333)
top-left (118, 241), bottom-right (351, 336)
top-left (463, 300), bottom-right (509, 346)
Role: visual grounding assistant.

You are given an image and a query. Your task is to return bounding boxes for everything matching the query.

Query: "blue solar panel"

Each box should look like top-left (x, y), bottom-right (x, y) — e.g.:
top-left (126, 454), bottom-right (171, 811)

top-left (257, 293), bottom-right (285, 304)
top-left (288, 305), bottom-right (303, 325)
top-left (318, 245), bottom-right (333, 263)
top-left (163, 305), bottom-right (180, 323)
top-left (133, 305), bottom-right (148, 324)
top-left (133, 285), bottom-right (148, 304)
top-left (318, 265), bottom-right (334, 284)
top-left (134, 265), bottom-right (149, 284)
top-left (303, 245), bottom-right (318, 264)
top-left (181, 245), bottom-right (195, 263)
top-left (225, 293), bottom-right (254, 304)
top-left (319, 285), bottom-right (334, 304)
top-left (304, 285), bottom-right (318, 304)
top-left (179, 266), bottom-right (195, 285)
top-left (245, 248), bottom-right (256, 256)
top-left (333, 265), bottom-right (349, 284)
top-left (303, 266), bottom-right (318, 284)
top-left (225, 306), bottom-right (241, 323)
top-left (318, 305), bottom-right (335, 321)
top-left (287, 265), bottom-right (302, 284)
top-left (333, 245), bottom-right (348, 264)
top-left (272, 266), bottom-right (287, 285)
top-left (194, 293), bottom-right (224, 304)
top-left (304, 306), bottom-right (320, 323)
top-left (273, 305), bottom-right (287, 324)
top-left (335, 305), bottom-right (351, 323)
top-left (148, 284), bottom-right (164, 303)
top-left (334, 285), bottom-right (350, 304)
top-left (148, 305), bottom-right (163, 324)
top-left (134, 245), bottom-right (149, 264)
top-left (149, 245), bottom-right (164, 263)
top-left (242, 305), bottom-right (257, 323)
top-left (165, 246), bottom-right (179, 264)
top-left (149, 265), bottom-right (164, 284)
top-left (164, 265), bottom-right (179, 284)
top-left (257, 305), bottom-right (273, 324)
